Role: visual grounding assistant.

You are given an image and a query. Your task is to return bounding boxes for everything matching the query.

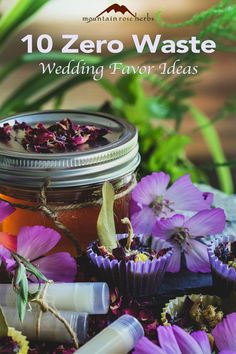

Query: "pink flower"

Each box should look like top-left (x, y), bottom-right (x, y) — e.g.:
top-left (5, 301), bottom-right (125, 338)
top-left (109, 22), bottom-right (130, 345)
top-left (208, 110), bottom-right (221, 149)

top-left (212, 313), bottom-right (236, 353)
top-left (134, 325), bottom-right (212, 354)
top-left (153, 208), bottom-right (226, 273)
top-left (0, 200), bottom-right (15, 222)
top-left (134, 316), bottom-right (236, 354)
top-left (0, 245), bottom-right (16, 270)
top-left (0, 201), bottom-right (16, 252)
top-left (131, 173), bottom-right (213, 235)
top-left (0, 226), bottom-right (77, 282)
top-left (0, 232), bottom-right (17, 252)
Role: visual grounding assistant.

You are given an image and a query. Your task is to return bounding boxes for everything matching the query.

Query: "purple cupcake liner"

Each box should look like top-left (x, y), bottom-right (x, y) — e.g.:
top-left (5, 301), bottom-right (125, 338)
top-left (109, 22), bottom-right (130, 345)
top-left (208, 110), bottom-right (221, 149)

top-left (87, 234), bottom-right (173, 297)
top-left (208, 235), bottom-right (236, 296)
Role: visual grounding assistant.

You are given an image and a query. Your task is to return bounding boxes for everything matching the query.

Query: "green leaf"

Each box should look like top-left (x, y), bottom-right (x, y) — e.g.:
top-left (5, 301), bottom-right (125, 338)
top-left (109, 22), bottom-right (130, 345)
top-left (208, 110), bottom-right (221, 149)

top-left (26, 263), bottom-right (48, 282)
top-left (156, 0), bottom-right (232, 28)
top-left (191, 96), bottom-right (236, 132)
top-left (203, 160), bottom-right (236, 169)
top-left (0, 72), bottom-right (62, 115)
top-left (0, 307), bottom-right (8, 337)
top-left (98, 79), bottom-right (121, 98)
top-left (15, 262), bottom-right (25, 287)
top-left (147, 134), bottom-right (190, 170)
top-left (156, 0), bottom-right (236, 49)
top-left (13, 260), bottom-right (28, 322)
top-left (21, 75), bottom-right (89, 112)
top-left (16, 292), bottom-right (27, 323)
top-left (16, 254), bottom-right (49, 282)
top-left (15, 263), bottom-right (28, 302)
top-left (190, 106), bottom-right (233, 194)
top-left (97, 182), bottom-right (117, 252)
top-left (0, 0), bottom-right (49, 48)
top-left (54, 93), bottom-right (65, 109)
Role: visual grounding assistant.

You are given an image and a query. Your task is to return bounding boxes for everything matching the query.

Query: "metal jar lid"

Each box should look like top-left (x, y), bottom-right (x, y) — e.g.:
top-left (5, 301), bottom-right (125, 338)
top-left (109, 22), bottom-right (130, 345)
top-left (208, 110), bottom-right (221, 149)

top-left (0, 110), bottom-right (140, 188)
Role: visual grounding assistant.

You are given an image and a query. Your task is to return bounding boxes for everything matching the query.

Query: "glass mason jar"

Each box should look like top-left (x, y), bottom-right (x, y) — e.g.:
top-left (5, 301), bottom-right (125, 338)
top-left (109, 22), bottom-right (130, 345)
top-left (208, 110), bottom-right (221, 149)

top-left (0, 111), bottom-right (140, 256)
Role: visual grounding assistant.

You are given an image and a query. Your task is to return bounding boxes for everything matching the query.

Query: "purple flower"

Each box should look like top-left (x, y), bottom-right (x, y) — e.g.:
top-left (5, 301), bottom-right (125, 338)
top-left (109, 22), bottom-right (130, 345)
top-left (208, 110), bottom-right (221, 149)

top-left (134, 325), bottom-right (211, 354)
top-left (212, 313), bottom-right (236, 353)
top-left (131, 173), bottom-right (213, 235)
top-left (0, 226), bottom-right (77, 282)
top-left (152, 208), bottom-right (226, 272)
top-left (0, 245), bottom-right (16, 270)
top-left (0, 200), bottom-right (15, 222)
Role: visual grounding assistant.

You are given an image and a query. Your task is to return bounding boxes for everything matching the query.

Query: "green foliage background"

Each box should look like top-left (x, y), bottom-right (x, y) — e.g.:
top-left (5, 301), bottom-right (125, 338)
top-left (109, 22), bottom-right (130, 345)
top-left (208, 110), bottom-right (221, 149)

top-left (0, 0), bottom-right (235, 193)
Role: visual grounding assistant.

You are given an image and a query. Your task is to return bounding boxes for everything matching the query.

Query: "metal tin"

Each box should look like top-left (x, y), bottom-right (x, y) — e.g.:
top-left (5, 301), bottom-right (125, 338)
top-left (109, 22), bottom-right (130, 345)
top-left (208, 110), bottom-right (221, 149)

top-left (0, 110), bottom-right (140, 188)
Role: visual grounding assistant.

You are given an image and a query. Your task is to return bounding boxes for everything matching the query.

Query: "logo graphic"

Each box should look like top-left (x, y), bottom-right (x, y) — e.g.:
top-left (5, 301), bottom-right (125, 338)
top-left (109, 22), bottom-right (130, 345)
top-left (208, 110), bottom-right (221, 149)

top-left (96, 4), bottom-right (135, 18)
top-left (82, 4), bottom-right (154, 23)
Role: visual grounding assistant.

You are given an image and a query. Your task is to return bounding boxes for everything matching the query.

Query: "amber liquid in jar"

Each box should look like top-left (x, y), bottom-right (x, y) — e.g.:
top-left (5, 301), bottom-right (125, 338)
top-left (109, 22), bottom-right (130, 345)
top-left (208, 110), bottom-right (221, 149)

top-left (0, 174), bottom-right (135, 256)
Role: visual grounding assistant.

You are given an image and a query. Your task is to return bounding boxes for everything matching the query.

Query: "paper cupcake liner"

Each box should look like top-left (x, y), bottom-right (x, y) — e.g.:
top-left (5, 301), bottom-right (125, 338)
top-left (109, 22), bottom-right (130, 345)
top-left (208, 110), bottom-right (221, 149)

top-left (208, 235), bottom-right (236, 296)
top-left (161, 294), bottom-right (222, 330)
top-left (87, 234), bottom-right (173, 297)
top-left (8, 327), bottom-right (29, 354)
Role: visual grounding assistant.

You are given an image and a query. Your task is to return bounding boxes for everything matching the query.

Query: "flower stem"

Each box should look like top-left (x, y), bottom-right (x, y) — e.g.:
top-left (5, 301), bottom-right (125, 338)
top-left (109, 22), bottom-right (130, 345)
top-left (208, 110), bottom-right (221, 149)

top-left (121, 218), bottom-right (135, 250)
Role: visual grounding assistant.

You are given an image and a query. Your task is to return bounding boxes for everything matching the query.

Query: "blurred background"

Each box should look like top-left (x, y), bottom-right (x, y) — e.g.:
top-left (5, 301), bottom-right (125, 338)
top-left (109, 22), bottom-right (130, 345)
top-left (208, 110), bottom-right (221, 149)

top-left (0, 0), bottom-right (235, 192)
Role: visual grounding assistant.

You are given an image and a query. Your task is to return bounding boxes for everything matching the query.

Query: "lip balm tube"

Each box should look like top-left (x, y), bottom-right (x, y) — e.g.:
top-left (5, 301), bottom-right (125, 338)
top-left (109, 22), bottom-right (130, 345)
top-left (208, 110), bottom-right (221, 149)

top-left (1, 306), bottom-right (88, 343)
top-left (74, 315), bottom-right (144, 354)
top-left (0, 282), bottom-right (110, 314)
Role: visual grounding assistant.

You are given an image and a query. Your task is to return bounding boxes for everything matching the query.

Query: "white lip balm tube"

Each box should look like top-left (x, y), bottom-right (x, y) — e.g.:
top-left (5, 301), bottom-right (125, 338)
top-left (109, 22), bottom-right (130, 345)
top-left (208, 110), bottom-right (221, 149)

top-left (1, 306), bottom-right (88, 343)
top-left (74, 315), bottom-right (144, 354)
top-left (0, 282), bottom-right (110, 314)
